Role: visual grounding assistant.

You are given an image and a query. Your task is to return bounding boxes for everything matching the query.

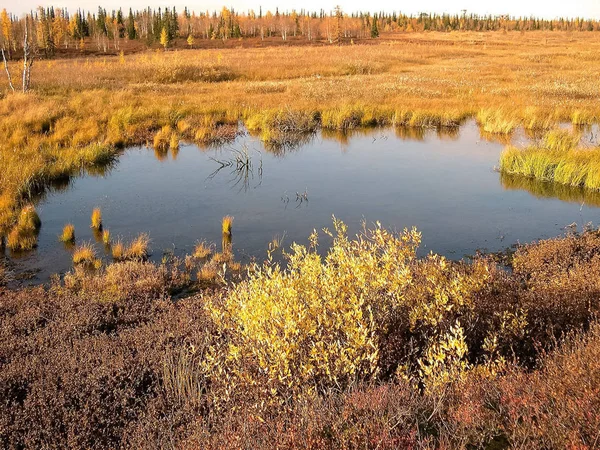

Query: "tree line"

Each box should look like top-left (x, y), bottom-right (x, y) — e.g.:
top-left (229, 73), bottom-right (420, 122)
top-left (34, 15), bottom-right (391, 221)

top-left (1, 6), bottom-right (599, 57)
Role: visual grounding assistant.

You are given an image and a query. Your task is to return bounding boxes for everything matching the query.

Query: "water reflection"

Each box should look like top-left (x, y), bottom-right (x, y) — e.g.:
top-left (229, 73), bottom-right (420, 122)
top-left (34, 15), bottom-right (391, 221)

top-left (7, 121), bottom-right (600, 284)
top-left (500, 172), bottom-right (600, 208)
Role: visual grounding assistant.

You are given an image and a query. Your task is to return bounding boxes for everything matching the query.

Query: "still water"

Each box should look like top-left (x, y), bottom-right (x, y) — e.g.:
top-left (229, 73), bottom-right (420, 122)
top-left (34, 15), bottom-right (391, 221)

top-left (4, 122), bottom-right (600, 283)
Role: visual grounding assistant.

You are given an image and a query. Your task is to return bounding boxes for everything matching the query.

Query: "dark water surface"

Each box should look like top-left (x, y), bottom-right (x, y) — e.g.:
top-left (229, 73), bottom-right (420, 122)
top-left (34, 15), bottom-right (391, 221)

top-left (5, 122), bottom-right (600, 283)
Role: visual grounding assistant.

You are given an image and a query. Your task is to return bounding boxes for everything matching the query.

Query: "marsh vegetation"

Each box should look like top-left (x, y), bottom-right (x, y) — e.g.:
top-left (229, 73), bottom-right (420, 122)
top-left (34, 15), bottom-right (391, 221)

top-left (1, 31), bottom-right (600, 239)
top-left (2, 222), bottom-right (600, 448)
top-left (1, 9), bottom-right (600, 448)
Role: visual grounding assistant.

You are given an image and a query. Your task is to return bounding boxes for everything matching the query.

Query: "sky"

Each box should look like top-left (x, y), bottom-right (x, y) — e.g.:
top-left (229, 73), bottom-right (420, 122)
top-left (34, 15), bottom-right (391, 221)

top-left (5, 0), bottom-right (600, 20)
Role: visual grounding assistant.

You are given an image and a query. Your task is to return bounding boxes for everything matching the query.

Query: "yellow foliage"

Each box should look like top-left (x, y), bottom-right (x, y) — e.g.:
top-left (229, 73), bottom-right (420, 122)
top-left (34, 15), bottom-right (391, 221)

top-left (204, 219), bottom-right (496, 401)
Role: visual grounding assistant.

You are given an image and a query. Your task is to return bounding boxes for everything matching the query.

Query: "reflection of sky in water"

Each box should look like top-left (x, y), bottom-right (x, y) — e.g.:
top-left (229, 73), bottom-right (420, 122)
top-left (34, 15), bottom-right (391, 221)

top-left (5, 121), bottom-right (600, 284)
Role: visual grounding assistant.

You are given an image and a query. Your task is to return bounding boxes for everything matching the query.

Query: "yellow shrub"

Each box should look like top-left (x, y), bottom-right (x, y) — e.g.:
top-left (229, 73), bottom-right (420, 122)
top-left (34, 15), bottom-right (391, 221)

top-left (211, 219), bottom-right (421, 396)
top-left (206, 219), bottom-right (494, 402)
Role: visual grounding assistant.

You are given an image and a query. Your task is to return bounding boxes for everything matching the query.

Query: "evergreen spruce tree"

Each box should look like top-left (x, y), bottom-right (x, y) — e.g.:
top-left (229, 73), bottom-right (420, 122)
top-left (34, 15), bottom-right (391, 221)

top-left (127, 8), bottom-right (136, 39)
top-left (370, 14), bottom-right (379, 38)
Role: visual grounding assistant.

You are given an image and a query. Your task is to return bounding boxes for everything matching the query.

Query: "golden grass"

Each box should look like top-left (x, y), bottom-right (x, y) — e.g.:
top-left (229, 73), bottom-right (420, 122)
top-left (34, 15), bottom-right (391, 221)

top-left (1, 32), bottom-right (600, 238)
top-left (111, 240), bottom-right (125, 260)
top-left (542, 128), bottom-right (582, 152)
top-left (125, 233), bottom-right (151, 261)
top-left (90, 208), bottom-right (102, 230)
top-left (6, 227), bottom-right (38, 251)
top-left (222, 216), bottom-right (233, 236)
top-left (193, 241), bottom-right (212, 259)
top-left (59, 223), bottom-right (75, 243)
top-left (197, 263), bottom-right (219, 282)
top-left (72, 242), bottom-right (101, 268)
top-left (5, 205), bottom-right (41, 251)
top-left (212, 251), bottom-right (232, 264)
top-left (17, 205), bottom-right (41, 232)
top-left (113, 233), bottom-right (151, 261)
top-left (500, 129), bottom-right (600, 190)
top-left (102, 229), bottom-right (111, 245)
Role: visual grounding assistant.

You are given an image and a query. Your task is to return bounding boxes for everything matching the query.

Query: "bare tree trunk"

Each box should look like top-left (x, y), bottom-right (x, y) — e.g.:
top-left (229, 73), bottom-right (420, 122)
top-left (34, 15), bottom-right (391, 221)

top-left (1, 48), bottom-right (15, 92)
top-left (22, 18), bottom-right (33, 93)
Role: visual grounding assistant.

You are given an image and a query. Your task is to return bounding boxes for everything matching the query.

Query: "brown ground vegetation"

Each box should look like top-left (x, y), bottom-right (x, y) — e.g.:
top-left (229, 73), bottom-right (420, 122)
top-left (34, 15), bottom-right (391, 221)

top-left (1, 228), bottom-right (600, 449)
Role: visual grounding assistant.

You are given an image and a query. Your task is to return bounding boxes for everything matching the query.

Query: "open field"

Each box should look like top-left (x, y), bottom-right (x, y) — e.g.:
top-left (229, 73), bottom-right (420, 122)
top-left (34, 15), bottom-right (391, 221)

top-left (2, 31), bottom-right (600, 237)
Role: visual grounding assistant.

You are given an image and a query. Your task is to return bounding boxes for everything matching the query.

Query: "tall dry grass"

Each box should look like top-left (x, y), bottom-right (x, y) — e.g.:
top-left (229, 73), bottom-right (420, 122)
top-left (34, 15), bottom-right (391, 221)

top-left (1, 32), bottom-right (599, 238)
top-left (500, 128), bottom-right (600, 191)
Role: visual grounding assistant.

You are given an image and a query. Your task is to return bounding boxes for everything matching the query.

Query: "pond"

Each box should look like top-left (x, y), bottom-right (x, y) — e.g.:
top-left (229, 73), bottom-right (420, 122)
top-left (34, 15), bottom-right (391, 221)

top-left (4, 121), bottom-right (600, 284)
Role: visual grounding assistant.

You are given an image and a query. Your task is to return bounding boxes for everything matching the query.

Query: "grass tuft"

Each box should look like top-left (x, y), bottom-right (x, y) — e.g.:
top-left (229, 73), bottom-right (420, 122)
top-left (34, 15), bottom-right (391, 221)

top-left (72, 242), bottom-right (101, 268)
top-left (222, 216), bottom-right (233, 236)
top-left (7, 227), bottom-right (37, 251)
top-left (125, 233), bottom-right (151, 261)
top-left (6, 205), bottom-right (41, 251)
top-left (113, 234), bottom-right (150, 261)
top-left (91, 208), bottom-right (102, 230)
top-left (17, 205), bottom-right (41, 232)
top-left (111, 240), bottom-right (125, 260)
top-left (193, 241), bottom-right (212, 259)
top-left (499, 130), bottom-right (600, 191)
top-left (59, 224), bottom-right (75, 243)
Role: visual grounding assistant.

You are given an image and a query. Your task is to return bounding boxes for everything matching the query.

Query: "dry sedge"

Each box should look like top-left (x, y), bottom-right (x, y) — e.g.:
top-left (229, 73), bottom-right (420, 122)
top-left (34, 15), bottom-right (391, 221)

top-left (72, 242), bottom-right (100, 268)
top-left (6, 205), bottom-right (41, 251)
top-left (17, 205), bottom-right (41, 232)
top-left (193, 241), bottom-right (212, 259)
top-left (102, 229), bottom-right (111, 245)
top-left (197, 263), bottom-right (218, 282)
top-left (500, 129), bottom-right (600, 191)
top-left (91, 208), bottom-right (102, 230)
top-left (222, 216), bottom-right (233, 235)
top-left (6, 227), bottom-right (37, 251)
top-left (111, 240), bottom-right (125, 260)
top-left (59, 224), bottom-right (75, 243)
top-left (125, 233), bottom-right (151, 261)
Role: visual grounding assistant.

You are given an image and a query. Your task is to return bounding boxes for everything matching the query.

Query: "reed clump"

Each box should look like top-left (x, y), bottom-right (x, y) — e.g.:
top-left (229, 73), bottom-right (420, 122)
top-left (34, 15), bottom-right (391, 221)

top-left (476, 109), bottom-right (520, 134)
top-left (111, 240), bottom-right (125, 260)
top-left (153, 125), bottom-right (174, 151)
top-left (542, 128), bottom-right (581, 152)
top-left (125, 233), bottom-right (151, 261)
top-left (90, 208), bottom-right (102, 230)
top-left (197, 263), bottom-right (219, 282)
top-left (72, 242), bottom-right (101, 268)
top-left (193, 241), bottom-right (212, 259)
top-left (6, 205), bottom-right (41, 251)
top-left (222, 216), bottom-right (233, 236)
top-left (59, 223), bottom-right (75, 243)
top-left (6, 227), bottom-right (38, 252)
top-left (113, 234), bottom-right (151, 261)
top-left (17, 205), bottom-right (42, 232)
top-left (500, 129), bottom-right (600, 191)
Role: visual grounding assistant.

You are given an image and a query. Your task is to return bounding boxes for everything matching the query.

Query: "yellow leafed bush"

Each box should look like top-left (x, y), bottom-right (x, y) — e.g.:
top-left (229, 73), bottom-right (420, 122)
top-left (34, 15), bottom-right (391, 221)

top-left (209, 219), bottom-right (491, 399)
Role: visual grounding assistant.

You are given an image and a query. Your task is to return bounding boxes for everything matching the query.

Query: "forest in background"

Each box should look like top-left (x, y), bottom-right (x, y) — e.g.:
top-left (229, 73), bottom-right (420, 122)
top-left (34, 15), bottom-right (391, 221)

top-left (2, 5), bottom-right (600, 58)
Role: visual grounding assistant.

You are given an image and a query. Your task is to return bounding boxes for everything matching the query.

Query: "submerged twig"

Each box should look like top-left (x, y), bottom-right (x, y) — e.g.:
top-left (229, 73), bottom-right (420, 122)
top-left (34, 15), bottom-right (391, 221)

top-left (208, 144), bottom-right (263, 192)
